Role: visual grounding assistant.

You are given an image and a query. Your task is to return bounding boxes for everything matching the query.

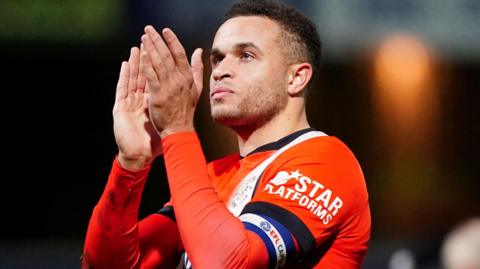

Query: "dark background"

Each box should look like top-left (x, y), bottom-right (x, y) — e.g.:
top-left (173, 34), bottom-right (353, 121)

top-left (1, 0), bottom-right (479, 268)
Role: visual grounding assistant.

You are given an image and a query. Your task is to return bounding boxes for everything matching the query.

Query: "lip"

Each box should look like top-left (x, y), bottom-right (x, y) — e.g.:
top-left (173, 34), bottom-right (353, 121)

top-left (210, 87), bottom-right (234, 99)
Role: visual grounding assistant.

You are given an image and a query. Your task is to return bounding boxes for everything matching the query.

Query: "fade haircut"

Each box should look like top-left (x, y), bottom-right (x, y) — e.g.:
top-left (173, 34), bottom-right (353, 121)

top-left (225, 0), bottom-right (322, 88)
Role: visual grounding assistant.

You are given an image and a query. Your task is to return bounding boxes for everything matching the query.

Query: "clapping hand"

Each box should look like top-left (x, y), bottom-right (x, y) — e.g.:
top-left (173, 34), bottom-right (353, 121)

top-left (113, 46), bottom-right (162, 170)
top-left (140, 26), bottom-right (204, 138)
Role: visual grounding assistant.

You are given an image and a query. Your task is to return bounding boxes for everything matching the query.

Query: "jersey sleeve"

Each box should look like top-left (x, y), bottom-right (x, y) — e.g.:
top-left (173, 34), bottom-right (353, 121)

top-left (82, 158), bottom-right (182, 269)
top-left (239, 137), bottom-right (371, 268)
top-left (161, 132), bottom-right (270, 269)
top-left (82, 157), bottom-right (150, 268)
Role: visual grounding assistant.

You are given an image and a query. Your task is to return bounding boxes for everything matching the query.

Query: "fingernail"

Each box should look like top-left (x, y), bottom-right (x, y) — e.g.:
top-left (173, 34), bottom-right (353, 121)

top-left (163, 28), bottom-right (172, 36)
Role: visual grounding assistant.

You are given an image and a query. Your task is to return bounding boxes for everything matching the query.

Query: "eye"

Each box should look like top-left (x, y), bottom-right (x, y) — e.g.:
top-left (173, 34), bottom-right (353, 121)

top-left (211, 55), bottom-right (223, 66)
top-left (240, 52), bottom-right (254, 61)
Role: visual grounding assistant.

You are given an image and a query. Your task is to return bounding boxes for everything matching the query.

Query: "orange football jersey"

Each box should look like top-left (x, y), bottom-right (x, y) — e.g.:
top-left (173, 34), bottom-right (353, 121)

top-left (172, 128), bottom-right (372, 268)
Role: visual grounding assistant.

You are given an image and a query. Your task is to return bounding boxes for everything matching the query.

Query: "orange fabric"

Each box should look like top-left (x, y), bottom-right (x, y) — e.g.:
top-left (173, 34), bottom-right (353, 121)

top-left (205, 135), bottom-right (370, 268)
top-left (137, 214), bottom-right (182, 268)
top-left (250, 136), bottom-right (371, 267)
top-left (84, 130), bottom-right (370, 268)
top-left (162, 132), bottom-right (270, 269)
top-left (82, 158), bottom-right (181, 269)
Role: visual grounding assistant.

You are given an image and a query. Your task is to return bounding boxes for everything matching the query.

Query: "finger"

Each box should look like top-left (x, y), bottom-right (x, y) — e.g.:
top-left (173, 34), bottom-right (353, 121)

top-left (127, 47), bottom-right (140, 93)
top-left (144, 25), bottom-right (175, 71)
top-left (140, 50), bottom-right (161, 92)
top-left (142, 34), bottom-right (168, 81)
top-left (191, 48), bottom-right (204, 96)
top-left (145, 82), bottom-right (151, 93)
top-left (137, 44), bottom-right (147, 93)
top-left (162, 28), bottom-right (190, 74)
top-left (115, 61), bottom-right (129, 101)
top-left (143, 91), bottom-right (150, 107)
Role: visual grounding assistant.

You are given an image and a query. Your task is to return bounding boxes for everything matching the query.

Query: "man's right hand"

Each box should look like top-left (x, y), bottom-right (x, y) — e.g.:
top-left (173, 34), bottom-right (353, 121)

top-left (113, 46), bottom-right (162, 171)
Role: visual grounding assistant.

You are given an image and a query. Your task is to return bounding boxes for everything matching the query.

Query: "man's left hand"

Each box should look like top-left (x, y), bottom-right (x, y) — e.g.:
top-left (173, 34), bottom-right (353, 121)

top-left (140, 25), bottom-right (204, 138)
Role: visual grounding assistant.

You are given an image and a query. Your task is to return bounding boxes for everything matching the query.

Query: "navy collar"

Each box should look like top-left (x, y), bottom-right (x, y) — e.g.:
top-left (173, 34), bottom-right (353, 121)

top-left (243, 128), bottom-right (316, 157)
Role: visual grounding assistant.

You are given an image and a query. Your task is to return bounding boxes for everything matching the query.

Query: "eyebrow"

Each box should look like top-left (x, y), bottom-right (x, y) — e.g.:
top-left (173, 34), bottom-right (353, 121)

top-left (210, 42), bottom-right (264, 58)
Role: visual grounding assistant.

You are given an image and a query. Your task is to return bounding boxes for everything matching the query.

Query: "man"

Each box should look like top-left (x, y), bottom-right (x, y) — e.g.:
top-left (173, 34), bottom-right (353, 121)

top-left (82, 1), bottom-right (371, 268)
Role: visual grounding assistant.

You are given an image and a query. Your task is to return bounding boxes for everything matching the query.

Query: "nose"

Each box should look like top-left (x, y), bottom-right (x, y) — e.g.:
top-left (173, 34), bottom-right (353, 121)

top-left (212, 56), bottom-right (233, 81)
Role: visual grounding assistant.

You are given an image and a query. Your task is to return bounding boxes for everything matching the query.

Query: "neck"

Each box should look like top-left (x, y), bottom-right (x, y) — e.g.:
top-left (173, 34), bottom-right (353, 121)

top-left (234, 107), bottom-right (310, 157)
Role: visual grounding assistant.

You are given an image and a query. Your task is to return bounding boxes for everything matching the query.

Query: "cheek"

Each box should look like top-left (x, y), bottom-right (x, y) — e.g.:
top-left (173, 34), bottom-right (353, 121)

top-left (256, 62), bottom-right (286, 84)
top-left (249, 69), bottom-right (286, 93)
top-left (241, 67), bottom-right (276, 90)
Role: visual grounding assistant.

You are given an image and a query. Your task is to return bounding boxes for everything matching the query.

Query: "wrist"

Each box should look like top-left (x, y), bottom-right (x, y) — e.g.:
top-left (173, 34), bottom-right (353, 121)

top-left (117, 153), bottom-right (152, 171)
top-left (159, 125), bottom-right (195, 139)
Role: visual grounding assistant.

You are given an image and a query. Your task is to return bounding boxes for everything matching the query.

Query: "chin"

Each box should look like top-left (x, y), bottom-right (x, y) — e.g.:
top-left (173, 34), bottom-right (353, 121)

top-left (212, 110), bottom-right (238, 125)
top-left (211, 107), bottom-right (245, 126)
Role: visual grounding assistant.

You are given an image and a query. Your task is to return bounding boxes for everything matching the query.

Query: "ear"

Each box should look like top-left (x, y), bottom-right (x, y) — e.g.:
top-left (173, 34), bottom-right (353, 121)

top-left (287, 63), bottom-right (313, 96)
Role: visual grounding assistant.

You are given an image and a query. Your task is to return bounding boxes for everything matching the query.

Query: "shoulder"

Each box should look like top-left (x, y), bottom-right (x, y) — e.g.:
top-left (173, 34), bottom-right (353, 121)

top-left (258, 135), bottom-right (369, 219)
top-left (279, 136), bottom-right (359, 164)
top-left (266, 136), bottom-right (364, 186)
top-left (244, 135), bottom-right (371, 264)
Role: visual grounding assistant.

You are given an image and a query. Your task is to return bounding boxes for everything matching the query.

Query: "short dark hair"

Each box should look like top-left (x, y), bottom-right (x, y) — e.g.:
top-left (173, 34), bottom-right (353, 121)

top-left (225, 0), bottom-right (322, 86)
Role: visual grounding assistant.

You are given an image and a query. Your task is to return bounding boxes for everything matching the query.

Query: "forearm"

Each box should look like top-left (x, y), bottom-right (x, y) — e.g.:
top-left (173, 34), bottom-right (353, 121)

top-left (82, 158), bottom-right (150, 269)
top-left (162, 132), bottom-right (268, 269)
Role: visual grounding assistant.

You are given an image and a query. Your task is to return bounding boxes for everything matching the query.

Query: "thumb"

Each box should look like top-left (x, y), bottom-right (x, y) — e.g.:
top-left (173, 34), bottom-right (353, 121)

top-left (191, 48), bottom-right (204, 97)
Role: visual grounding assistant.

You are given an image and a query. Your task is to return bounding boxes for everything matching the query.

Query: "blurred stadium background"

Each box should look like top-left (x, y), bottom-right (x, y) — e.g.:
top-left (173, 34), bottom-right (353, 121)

top-left (1, 0), bottom-right (479, 268)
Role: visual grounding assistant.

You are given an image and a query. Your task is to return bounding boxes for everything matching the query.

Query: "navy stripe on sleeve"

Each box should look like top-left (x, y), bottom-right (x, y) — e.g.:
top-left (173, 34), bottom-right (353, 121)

top-left (261, 214), bottom-right (295, 257)
top-left (240, 212), bottom-right (297, 268)
top-left (241, 201), bottom-right (316, 259)
top-left (243, 221), bottom-right (277, 269)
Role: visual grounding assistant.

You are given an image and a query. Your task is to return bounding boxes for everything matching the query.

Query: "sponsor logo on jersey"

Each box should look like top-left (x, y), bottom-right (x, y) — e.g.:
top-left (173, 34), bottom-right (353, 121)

top-left (260, 220), bottom-right (272, 232)
top-left (240, 213), bottom-right (287, 267)
top-left (264, 170), bottom-right (343, 225)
